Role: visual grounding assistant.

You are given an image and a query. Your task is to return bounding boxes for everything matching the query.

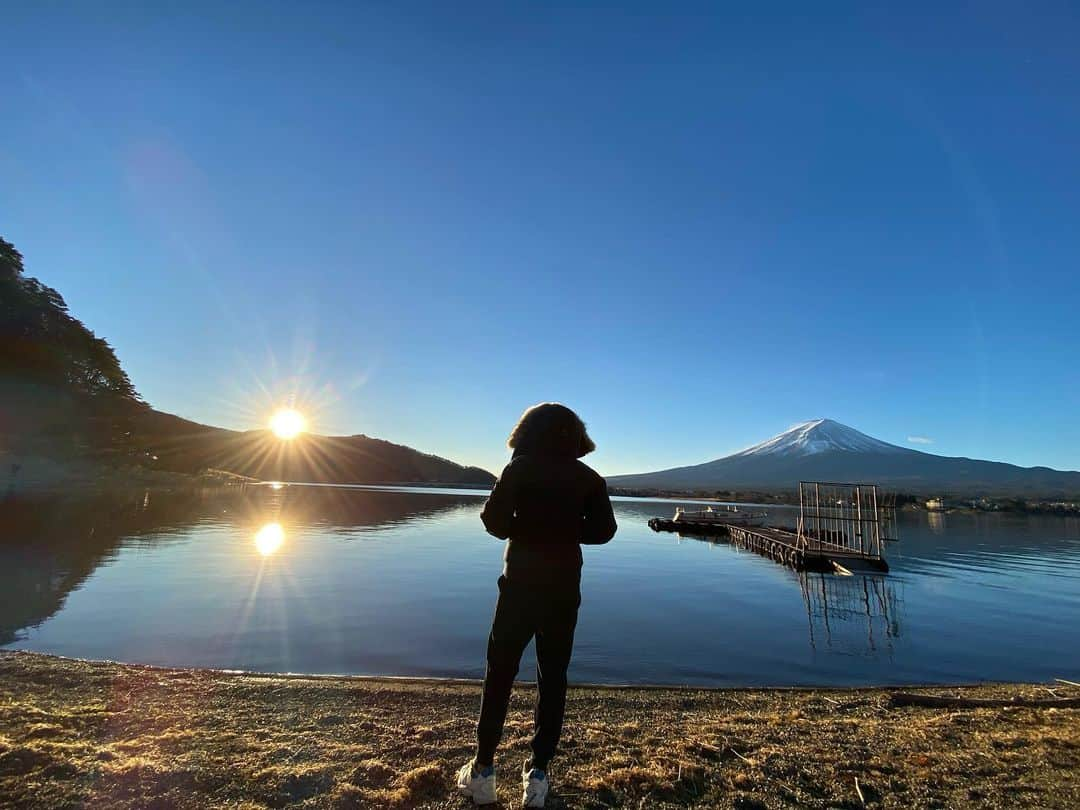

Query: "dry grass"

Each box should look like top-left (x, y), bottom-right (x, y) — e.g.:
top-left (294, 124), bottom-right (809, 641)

top-left (1, 652), bottom-right (1078, 809)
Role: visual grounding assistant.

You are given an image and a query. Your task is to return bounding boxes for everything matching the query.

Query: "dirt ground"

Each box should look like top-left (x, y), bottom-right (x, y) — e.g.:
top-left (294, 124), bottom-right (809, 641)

top-left (1, 652), bottom-right (1077, 809)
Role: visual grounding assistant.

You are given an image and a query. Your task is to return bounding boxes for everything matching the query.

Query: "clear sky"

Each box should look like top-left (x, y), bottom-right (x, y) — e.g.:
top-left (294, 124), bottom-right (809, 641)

top-left (4, 3), bottom-right (1078, 476)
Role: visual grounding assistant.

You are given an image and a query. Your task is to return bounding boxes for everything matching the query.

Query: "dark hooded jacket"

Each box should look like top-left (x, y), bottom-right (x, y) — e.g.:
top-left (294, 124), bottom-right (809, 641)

top-left (480, 450), bottom-right (617, 587)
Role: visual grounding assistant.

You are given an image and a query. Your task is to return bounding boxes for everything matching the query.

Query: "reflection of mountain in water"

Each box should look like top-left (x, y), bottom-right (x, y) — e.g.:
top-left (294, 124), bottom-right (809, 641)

top-left (800, 572), bottom-right (902, 656)
top-left (0, 485), bottom-right (483, 645)
top-left (251, 485), bottom-right (481, 533)
top-left (0, 488), bottom-right (234, 645)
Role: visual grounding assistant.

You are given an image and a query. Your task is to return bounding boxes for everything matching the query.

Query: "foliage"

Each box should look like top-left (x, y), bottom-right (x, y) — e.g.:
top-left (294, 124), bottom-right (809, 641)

top-left (1, 236), bottom-right (145, 458)
top-left (0, 237), bottom-right (139, 402)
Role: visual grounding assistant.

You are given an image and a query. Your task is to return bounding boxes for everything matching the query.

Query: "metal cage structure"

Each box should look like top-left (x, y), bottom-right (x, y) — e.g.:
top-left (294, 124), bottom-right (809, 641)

top-left (796, 482), bottom-right (898, 563)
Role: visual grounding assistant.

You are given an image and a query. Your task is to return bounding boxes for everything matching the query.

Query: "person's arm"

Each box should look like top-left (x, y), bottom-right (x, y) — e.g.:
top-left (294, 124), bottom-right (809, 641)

top-left (581, 474), bottom-right (617, 545)
top-left (480, 461), bottom-right (518, 539)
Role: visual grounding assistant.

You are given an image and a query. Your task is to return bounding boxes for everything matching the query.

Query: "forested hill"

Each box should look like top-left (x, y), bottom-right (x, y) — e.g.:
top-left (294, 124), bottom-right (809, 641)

top-left (1, 236), bottom-right (143, 456)
top-left (1, 236), bottom-right (494, 487)
top-left (134, 409), bottom-right (495, 486)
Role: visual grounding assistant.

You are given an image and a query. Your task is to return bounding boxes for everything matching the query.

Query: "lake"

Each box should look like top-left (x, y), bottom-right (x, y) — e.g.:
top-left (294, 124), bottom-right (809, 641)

top-left (3, 484), bottom-right (1079, 686)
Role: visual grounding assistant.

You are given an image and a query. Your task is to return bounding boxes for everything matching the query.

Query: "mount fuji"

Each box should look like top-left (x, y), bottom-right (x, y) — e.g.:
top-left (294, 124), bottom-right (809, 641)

top-left (607, 419), bottom-right (1080, 496)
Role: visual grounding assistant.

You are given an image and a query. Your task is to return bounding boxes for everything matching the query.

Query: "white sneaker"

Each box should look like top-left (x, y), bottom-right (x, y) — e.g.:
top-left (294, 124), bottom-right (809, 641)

top-left (456, 759), bottom-right (497, 805)
top-left (522, 763), bottom-right (549, 808)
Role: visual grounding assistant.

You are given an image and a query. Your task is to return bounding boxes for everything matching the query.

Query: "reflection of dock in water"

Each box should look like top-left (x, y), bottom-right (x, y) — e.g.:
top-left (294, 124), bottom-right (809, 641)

top-left (800, 572), bottom-right (902, 654)
top-left (655, 525), bottom-right (905, 656)
top-left (657, 520), bottom-right (906, 656)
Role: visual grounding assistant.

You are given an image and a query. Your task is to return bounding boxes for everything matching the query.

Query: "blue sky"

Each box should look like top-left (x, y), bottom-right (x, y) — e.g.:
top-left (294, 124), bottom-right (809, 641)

top-left (3, 3), bottom-right (1078, 476)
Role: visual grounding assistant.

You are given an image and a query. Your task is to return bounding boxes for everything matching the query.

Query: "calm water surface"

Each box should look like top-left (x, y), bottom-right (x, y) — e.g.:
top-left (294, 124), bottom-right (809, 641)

top-left (3, 485), bottom-right (1079, 686)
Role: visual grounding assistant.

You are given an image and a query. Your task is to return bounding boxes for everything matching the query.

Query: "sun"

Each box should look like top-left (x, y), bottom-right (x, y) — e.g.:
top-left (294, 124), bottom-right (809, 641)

top-left (254, 522), bottom-right (285, 556)
top-left (269, 408), bottom-right (307, 439)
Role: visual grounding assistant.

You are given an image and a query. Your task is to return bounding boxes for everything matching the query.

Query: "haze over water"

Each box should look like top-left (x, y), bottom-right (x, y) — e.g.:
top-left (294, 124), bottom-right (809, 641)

top-left (3, 485), bottom-right (1079, 687)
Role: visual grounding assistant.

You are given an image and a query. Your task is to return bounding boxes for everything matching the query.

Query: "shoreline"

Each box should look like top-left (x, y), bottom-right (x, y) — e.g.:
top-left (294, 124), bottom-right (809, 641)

top-left (0, 650), bottom-right (1021, 692)
top-left (0, 461), bottom-right (499, 499)
top-left (7, 466), bottom-right (1076, 519)
top-left (0, 453), bottom-right (253, 497)
top-left (2, 651), bottom-right (1078, 808)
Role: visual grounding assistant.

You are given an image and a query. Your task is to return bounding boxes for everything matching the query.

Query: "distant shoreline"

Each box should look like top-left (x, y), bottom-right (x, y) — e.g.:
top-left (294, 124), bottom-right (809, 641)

top-left (0, 454), bottom-right (495, 498)
top-left (5, 456), bottom-right (1078, 518)
top-left (0, 453), bottom-right (242, 496)
top-left (609, 486), bottom-right (1080, 516)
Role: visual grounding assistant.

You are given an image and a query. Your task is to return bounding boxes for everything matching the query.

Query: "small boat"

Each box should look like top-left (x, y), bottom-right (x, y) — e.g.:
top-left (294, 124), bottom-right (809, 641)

top-left (673, 504), bottom-right (767, 527)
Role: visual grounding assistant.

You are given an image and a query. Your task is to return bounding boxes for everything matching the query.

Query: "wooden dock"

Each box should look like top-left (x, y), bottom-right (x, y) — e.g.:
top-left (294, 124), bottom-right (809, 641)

top-left (728, 524), bottom-right (889, 573)
top-left (648, 520), bottom-right (888, 573)
top-left (647, 482), bottom-right (896, 574)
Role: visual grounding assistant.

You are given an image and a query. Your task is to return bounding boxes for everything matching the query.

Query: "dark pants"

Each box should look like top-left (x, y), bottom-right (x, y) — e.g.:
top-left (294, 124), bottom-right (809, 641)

top-left (475, 575), bottom-right (581, 770)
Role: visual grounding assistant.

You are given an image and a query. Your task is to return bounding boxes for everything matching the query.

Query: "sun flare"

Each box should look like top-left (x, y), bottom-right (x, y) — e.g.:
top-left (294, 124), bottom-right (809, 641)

top-left (269, 408), bottom-right (306, 439)
top-left (254, 522), bottom-right (285, 556)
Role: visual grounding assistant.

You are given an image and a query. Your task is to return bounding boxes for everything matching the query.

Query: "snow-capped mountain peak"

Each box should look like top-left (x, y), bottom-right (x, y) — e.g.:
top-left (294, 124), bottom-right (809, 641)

top-left (732, 419), bottom-right (906, 458)
top-left (606, 417), bottom-right (1080, 493)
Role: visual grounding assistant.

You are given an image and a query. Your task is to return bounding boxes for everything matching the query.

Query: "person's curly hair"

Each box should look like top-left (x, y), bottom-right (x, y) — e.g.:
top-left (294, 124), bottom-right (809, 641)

top-left (507, 402), bottom-right (596, 458)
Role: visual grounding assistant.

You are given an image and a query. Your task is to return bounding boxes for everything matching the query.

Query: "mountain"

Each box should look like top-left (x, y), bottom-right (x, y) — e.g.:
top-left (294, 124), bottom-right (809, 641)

top-left (728, 419), bottom-right (906, 458)
top-left (132, 409), bottom-right (496, 487)
top-left (1, 235), bottom-right (493, 489)
top-left (608, 419), bottom-right (1080, 496)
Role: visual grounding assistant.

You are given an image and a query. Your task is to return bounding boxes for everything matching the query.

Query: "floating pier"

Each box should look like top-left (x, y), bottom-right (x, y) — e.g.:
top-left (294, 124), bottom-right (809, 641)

top-left (648, 482), bottom-right (897, 574)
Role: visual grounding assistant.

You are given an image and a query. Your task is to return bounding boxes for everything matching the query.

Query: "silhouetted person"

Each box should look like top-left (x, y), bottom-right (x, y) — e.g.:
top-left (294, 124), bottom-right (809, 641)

top-left (457, 403), bottom-right (617, 807)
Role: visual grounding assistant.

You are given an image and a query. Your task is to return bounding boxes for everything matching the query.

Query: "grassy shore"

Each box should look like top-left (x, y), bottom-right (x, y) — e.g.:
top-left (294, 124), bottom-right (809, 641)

top-left (1, 653), bottom-right (1077, 809)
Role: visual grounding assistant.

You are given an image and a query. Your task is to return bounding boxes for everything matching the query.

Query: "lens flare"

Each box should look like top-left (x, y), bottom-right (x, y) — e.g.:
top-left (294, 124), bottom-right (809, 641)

top-left (269, 408), bottom-right (306, 439)
top-left (254, 522), bottom-right (285, 556)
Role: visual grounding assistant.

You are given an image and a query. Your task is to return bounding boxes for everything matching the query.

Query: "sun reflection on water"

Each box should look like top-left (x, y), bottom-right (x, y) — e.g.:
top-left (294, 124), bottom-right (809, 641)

top-left (254, 522), bottom-right (285, 556)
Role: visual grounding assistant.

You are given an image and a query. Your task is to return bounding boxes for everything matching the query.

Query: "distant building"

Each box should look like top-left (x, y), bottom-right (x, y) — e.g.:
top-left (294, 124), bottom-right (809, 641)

top-left (925, 498), bottom-right (945, 511)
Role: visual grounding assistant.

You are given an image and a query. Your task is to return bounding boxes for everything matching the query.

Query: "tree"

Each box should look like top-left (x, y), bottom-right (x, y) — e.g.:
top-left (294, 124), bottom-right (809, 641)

top-left (0, 236), bottom-right (139, 401)
top-left (1, 236), bottom-right (144, 455)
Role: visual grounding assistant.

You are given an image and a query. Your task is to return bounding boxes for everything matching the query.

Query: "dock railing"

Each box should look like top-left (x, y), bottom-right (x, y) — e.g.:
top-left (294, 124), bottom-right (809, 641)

top-left (796, 482), bottom-right (897, 562)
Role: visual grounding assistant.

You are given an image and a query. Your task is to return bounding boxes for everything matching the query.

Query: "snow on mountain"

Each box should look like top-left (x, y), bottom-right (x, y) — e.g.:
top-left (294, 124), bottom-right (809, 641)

top-left (606, 418), bottom-right (1080, 495)
top-left (731, 419), bottom-right (908, 458)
